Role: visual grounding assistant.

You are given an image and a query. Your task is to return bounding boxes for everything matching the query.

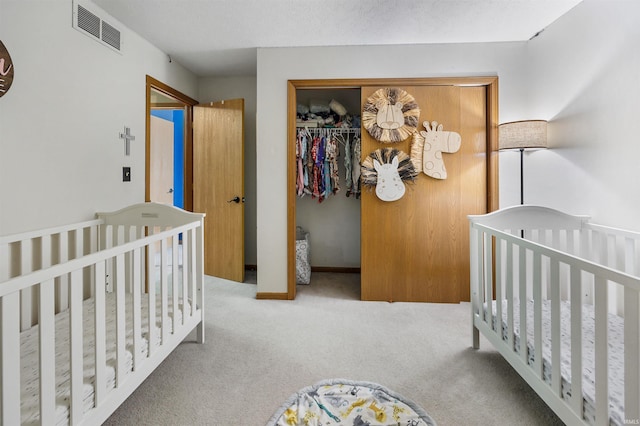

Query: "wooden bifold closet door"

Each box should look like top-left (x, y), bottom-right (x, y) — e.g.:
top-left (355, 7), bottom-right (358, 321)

top-left (360, 85), bottom-right (488, 303)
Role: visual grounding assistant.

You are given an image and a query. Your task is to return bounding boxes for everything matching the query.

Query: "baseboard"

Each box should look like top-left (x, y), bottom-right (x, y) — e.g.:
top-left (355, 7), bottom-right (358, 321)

top-left (256, 292), bottom-right (289, 300)
top-left (246, 265), bottom-right (361, 274)
top-left (311, 266), bottom-right (361, 274)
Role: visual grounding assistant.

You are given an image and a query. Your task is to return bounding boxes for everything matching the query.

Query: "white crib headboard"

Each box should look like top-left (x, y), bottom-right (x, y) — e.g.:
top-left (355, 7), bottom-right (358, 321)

top-left (96, 202), bottom-right (205, 227)
top-left (468, 204), bottom-right (590, 231)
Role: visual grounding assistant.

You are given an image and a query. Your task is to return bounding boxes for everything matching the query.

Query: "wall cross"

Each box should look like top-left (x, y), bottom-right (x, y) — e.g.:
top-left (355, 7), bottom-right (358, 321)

top-left (119, 126), bottom-right (136, 156)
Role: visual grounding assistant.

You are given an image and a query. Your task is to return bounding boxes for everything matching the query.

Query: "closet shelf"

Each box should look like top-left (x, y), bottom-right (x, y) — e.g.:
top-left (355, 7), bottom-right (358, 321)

top-left (298, 127), bottom-right (361, 133)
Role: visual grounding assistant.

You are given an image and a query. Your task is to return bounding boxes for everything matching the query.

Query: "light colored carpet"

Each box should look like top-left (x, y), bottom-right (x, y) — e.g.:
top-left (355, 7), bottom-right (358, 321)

top-left (103, 272), bottom-right (564, 425)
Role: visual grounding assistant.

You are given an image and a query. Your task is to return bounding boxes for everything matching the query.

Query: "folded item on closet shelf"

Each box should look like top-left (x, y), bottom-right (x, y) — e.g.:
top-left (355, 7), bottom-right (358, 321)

top-left (296, 119), bottom-right (319, 128)
top-left (309, 99), bottom-right (330, 114)
top-left (297, 103), bottom-right (310, 115)
top-left (329, 99), bottom-right (347, 116)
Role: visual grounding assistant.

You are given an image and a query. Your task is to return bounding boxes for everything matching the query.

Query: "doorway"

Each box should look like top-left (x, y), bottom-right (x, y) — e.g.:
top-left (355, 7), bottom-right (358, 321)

top-left (295, 88), bottom-right (362, 270)
top-left (145, 76), bottom-right (198, 208)
top-left (145, 78), bottom-right (246, 283)
top-left (287, 78), bottom-right (499, 302)
top-left (150, 108), bottom-right (184, 207)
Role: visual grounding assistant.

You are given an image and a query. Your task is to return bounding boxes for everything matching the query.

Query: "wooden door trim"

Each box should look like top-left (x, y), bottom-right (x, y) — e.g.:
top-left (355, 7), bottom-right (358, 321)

top-left (287, 77), bottom-right (499, 300)
top-left (145, 76), bottom-right (199, 211)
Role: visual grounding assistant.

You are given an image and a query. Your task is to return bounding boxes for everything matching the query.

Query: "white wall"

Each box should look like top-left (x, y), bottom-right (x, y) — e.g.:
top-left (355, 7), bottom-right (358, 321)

top-left (198, 76), bottom-right (257, 265)
top-left (256, 42), bottom-right (529, 294)
top-left (0, 0), bottom-right (198, 235)
top-left (523, 0), bottom-right (640, 230)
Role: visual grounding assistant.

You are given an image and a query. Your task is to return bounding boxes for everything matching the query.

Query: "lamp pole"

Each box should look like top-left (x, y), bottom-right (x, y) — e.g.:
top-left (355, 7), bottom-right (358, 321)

top-left (520, 148), bottom-right (525, 205)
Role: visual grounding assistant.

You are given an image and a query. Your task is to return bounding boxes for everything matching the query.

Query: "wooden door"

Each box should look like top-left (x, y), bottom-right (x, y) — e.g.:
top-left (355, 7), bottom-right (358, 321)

top-left (149, 115), bottom-right (174, 204)
top-left (360, 85), bottom-right (487, 303)
top-left (193, 99), bottom-right (245, 282)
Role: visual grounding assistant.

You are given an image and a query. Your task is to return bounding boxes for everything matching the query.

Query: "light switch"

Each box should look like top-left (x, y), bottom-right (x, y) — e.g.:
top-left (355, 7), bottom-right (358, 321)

top-left (123, 167), bottom-right (131, 182)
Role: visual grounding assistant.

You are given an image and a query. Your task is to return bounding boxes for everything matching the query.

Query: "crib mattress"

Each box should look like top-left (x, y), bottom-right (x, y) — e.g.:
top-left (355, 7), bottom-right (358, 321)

top-left (488, 299), bottom-right (624, 425)
top-left (20, 292), bottom-right (188, 426)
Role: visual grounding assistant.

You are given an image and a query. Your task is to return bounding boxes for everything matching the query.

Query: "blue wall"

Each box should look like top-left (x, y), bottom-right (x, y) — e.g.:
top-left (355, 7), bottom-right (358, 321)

top-left (150, 109), bottom-right (184, 208)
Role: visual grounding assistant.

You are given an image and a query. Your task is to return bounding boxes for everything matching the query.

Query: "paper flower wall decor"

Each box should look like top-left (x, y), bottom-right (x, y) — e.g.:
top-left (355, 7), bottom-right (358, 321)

top-left (362, 88), bottom-right (420, 143)
top-left (410, 131), bottom-right (425, 174)
top-left (361, 148), bottom-right (417, 201)
top-left (420, 121), bottom-right (462, 180)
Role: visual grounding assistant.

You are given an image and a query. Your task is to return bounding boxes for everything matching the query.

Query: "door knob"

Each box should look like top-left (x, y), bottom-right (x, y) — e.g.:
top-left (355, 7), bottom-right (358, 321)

top-left (227, 196), bottom-right (241, 203)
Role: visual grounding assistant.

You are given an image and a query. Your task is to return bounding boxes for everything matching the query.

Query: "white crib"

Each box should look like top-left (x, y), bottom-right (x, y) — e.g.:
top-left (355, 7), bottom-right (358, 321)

top-left (0, 202), bottom-right (205, 425)
top-left (469, 205), bottom-right (640, 426)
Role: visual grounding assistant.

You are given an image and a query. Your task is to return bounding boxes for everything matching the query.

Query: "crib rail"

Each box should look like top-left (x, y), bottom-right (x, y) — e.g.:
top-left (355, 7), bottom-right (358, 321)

top-left (469, 206), bottom-right (640, 426)
top-left (0, 204), bottom-right (205, 425)
top-left (1, 219), bottom-right (103, 330)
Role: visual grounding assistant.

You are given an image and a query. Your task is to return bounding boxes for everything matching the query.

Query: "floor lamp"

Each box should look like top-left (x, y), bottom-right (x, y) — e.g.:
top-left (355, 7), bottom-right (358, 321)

top-left (499, 120), bottom-right (548, 237)
top-left (498, 120), bottom-right (548, 205)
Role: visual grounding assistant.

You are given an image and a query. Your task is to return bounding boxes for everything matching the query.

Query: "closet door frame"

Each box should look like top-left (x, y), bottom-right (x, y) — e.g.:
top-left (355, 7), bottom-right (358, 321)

top-left (286, 77), bottom-right (499, 300)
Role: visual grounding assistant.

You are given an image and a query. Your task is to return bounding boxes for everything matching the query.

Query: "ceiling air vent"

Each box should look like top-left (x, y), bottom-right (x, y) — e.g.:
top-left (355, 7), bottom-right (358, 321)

top-left (73, 1), bottom-right (122, 53)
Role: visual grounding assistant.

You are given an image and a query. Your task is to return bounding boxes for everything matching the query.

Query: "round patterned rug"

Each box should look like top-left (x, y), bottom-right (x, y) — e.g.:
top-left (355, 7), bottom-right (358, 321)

top-left (266, 379), bottom-right (437, 426)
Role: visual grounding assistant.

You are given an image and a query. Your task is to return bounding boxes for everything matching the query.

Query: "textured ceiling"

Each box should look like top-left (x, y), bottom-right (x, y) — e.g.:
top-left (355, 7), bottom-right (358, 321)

top-left (92, 0), bottom-right (583, 77)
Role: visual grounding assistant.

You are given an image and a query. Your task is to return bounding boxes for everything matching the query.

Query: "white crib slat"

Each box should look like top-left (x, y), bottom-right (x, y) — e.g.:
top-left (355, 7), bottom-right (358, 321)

top-left (138, 226), bottom-right (147, 293)
top-left (172, 236), bottom-right (179, 328)
top-left (594, 276), bottom-right (609, 426)
top-left (20, 239), bottom-right (33, 330)
top-left (484, 234), bottom-right (493, 325)
top-left (181, 233), bottom-right (189, 324)
top-left (191, 229), bottom-right (198, 318)
top-left (124, 226), bottom-right (134, 294)
top-left (94, 261), bottom-right (107, 406)
top-left (550, 259), bottom-right (561, 396)
top-left (506, 240), bottom-right (514, 352)
top-left (115, 253), bottom-right (126, 388)
top-left (161, 238), bottom-right (169, 343)
top-left (39, 279), bottom-right (56, 425)
top-left (132, 247), bottom-right (143, 371)
top-left (69, 269), bottom-right (84, 424)
top-left (570, 265), bottom-right (583, 416)
top-left (56, 232), bottom-right (70, 312)
top-left (519, 245), bottom-right (528, 365)
top-left (533, 252), bottom-right (543, 379)
top-left (495, 238), bottom-right (503, 335)
top-left (88, 225), bottom-right (98, 298)
top-left (580, 229), bottom-right (594, 304)
top-left (195, 223), bottom-right (205, 344)
top-left (469, 225), bottom-right (480, 348)
top-left (624, 286), bottom-right (640, 423)
top-left (1, 292), bottom-right (21, 426)
top-left (147, 242), bottom-right (156, 357)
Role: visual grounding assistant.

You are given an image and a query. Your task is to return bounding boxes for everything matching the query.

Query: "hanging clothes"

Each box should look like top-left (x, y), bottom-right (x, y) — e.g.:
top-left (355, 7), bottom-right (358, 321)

top-left (344, 135), bottom-right (353, 193)
top-left (325, 133), bottom-right (340, 195)
top-left (350, 135), bottom-right (362, 198)
top-left (295, 127), bottom-right (360, 202)
top-left (296, 129), bottom-right (308, 197)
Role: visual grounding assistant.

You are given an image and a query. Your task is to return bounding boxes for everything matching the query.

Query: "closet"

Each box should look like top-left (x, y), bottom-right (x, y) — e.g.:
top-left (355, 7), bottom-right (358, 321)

top-left (294, 89), bottom-right (362, 280)
top-left (288, 78), bottom-right (499, 303)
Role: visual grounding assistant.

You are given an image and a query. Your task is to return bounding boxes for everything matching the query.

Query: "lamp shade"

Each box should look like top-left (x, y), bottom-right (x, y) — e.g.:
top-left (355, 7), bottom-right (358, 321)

top-left (499, 120), bottom-right (548, 150)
